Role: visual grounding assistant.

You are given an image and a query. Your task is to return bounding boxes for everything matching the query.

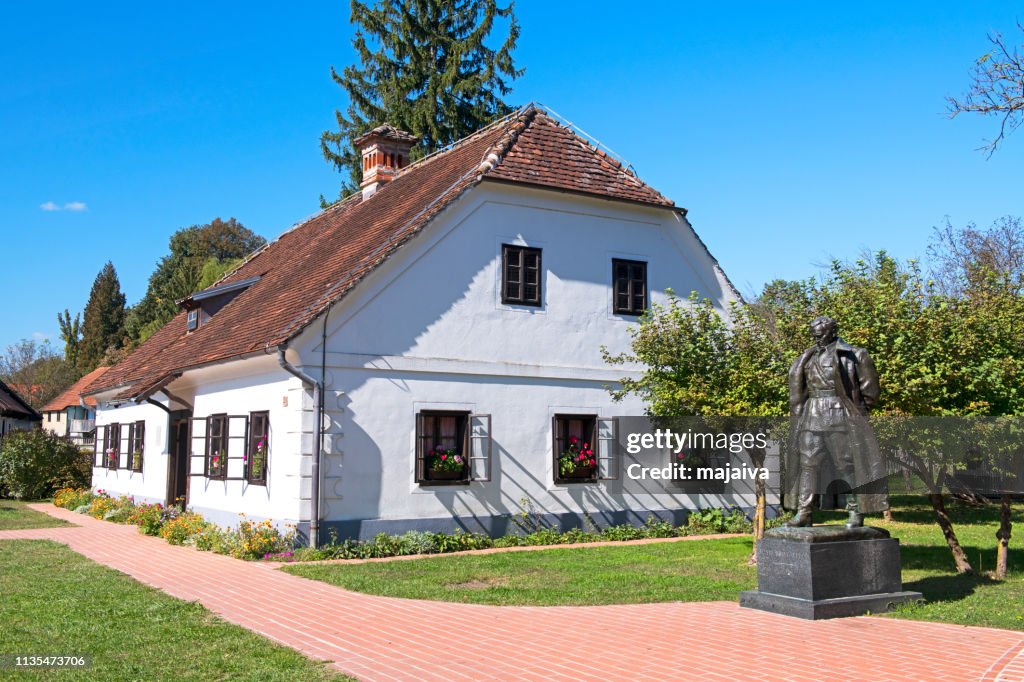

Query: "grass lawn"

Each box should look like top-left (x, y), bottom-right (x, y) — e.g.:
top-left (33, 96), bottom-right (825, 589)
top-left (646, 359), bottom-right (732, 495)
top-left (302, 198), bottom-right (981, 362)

top-left (0, 540), bottom-right (352, 680)
top-left (0, 500), bottom-right (70, 530)
top-left (284, 495), bottom-right (1024, 631)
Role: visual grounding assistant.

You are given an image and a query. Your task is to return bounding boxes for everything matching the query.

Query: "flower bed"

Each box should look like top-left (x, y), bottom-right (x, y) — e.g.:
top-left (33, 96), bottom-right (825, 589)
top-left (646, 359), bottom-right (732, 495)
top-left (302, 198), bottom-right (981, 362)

top-left (52, 488), bottom-right (294, 560)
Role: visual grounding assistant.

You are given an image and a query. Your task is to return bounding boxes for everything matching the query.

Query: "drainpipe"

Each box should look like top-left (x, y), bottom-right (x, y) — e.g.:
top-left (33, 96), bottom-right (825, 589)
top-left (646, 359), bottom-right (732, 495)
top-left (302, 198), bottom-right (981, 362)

top-left (276, 346), bottom-right (323, 548)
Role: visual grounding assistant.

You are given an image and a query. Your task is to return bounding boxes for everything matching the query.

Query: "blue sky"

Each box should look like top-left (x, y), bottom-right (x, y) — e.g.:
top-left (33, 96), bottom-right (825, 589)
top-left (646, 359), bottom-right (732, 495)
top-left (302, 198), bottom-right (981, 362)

top-left (2, 1), bottom-right (1022, 352)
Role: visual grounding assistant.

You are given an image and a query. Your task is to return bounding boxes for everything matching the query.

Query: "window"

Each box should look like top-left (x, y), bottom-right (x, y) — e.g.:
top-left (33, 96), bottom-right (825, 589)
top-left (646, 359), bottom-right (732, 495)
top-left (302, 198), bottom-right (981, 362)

top-left (415, 411), bottom-right (469, 484)
top-left (612, 259), bottom-right (648, 315)
top-left (130, 420), bottom-right (145, 472)
top-left (247, 411), bottom-right (269, 485)
top-left (553, 415), bottom-right (598, 483)
top-left (105, 423), bottom-right (121, 469)
top-left (502, 244), bottom-right (542, 306)
top-left (186, 309), bottom-right (199, 331)
top-left (205, 414), bottom-right (228, 479)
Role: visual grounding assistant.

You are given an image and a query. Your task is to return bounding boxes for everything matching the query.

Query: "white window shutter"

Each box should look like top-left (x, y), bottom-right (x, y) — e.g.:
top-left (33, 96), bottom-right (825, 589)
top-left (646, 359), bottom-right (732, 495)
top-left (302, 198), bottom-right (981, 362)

top-left (468, 414), bottom-right (492, 482)
top-left (598, 417), bottom-right (619, 480)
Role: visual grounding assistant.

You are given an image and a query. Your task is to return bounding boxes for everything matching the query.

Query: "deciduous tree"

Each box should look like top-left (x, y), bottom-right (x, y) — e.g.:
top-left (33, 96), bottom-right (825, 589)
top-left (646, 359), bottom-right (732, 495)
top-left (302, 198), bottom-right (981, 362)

top-left (948, 22), bottom-right (1024, 155)
top-left (125, 218), bottom-right (265, 343)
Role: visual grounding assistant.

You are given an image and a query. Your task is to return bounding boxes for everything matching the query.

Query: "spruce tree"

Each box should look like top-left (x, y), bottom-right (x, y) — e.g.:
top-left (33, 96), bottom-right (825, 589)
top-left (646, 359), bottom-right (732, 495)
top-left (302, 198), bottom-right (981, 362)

top-left (321, 0), bottom-right (523, 196)
top-left (79, 262), bottom-right (126, 372)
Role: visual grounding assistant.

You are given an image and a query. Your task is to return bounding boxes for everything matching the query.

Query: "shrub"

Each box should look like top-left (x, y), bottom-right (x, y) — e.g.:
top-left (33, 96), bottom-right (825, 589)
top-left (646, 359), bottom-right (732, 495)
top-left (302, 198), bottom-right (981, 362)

top-left (232, 516), bottom-right (295, 560)
top-left (87, 492), bottom-right (116, 519)
top-left (686, 507), bottom-right (752, 534)
top-left (191, 525), bottom-right (236, 553)
top-left (126, 503), bottom-right (165, 535)
top-left (54, 487), bottom-right (95, 510)
top-left (160, 512), bottom-right (211, 545)
top-left (0, 430), bottom-right (90, 499)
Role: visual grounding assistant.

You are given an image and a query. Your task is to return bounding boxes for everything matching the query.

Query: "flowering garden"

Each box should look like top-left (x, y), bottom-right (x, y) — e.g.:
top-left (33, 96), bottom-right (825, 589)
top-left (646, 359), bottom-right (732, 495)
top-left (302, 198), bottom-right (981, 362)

top-left (53, 488), bottom-right (295, 560)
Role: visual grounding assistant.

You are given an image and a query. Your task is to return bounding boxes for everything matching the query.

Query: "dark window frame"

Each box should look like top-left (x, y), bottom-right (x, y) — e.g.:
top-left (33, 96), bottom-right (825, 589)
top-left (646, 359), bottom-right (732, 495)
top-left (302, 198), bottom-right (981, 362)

top-left (205, 414), bottom-right (228, 480)
top-left (552, 414), bottom-right (598, 484)
top-left (612, 259), bottom-right (648, 316)
top-left (130, 420), bottom-right (145, 472)
top-left (415, 410), bottom-right (471, 486)
top-left (105, 423), bottom-right (121, 469)
top-left (502, 244), bottom-right (542, 306)
top-left (246, 411), bottom-right (269, 485)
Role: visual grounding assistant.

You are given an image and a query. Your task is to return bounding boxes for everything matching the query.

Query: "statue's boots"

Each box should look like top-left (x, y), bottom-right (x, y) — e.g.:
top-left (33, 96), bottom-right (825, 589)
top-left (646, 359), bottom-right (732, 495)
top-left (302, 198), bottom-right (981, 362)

top-left (842, 463), bottom-right (864, 528)
top-left (785, 466), bottom-right (817, 527)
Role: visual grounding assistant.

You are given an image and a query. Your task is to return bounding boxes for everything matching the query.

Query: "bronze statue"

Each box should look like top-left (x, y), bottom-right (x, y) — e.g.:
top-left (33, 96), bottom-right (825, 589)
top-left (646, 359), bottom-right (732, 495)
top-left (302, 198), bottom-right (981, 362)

top-left (785, 316), bottom-right (888, 528)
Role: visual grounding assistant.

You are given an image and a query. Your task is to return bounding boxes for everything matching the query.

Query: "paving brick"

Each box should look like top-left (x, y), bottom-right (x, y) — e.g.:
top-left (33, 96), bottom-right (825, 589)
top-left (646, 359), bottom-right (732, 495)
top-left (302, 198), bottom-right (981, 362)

top-left (3, 504), bottom-right (1022, 682)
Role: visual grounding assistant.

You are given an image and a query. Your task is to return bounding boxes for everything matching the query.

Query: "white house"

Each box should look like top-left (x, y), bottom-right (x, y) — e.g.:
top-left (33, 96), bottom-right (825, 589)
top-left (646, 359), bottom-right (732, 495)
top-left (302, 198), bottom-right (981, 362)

top-left (87, 105), bottom-right (770, 543)
top-left (40, 366), bottom-right (108, 448)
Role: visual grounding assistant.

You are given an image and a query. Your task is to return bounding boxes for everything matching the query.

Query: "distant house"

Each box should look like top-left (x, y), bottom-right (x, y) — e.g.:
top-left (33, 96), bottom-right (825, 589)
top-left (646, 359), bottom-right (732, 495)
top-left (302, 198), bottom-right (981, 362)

top-left (0, 379), bottom-right (41, 438)
top-left (87, 105), bottom-right (763, 543)
top-left (40, 367), bottom-right (109, 448)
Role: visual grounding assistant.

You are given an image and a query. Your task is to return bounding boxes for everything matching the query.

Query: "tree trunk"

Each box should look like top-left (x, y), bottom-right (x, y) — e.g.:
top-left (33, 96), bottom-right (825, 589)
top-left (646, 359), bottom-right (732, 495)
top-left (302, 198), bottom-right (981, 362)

top-left (928, 492), bottom-right (974, 574)
top-left (995, 494), bottom-right (1012, 580)
top-left (883, 508), bottom-right (894, 522)
top-left (748, 447), bottom-right (766, 566)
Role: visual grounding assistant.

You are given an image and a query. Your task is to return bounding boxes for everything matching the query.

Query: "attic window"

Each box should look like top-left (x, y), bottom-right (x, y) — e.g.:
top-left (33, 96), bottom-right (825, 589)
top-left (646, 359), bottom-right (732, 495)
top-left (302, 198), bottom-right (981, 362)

top-left (186, 309), bottom-right (199, 331)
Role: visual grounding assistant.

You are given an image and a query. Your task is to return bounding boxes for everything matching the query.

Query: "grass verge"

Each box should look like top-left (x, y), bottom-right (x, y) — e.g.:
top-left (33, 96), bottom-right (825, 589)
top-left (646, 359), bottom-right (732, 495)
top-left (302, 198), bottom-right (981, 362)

top-left (0, 540), bottom-right (352, 680)
top-left (0, 500), bottom-right (70, 530)
top-left (285, 495), bottom-right (1024, 630)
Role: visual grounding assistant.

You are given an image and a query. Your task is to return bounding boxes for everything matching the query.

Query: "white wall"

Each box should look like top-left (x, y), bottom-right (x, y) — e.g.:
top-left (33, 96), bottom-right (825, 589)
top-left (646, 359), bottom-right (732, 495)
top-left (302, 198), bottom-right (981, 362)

top-left (92, 357), bottom-right (310, 531)
top-left (290, 183), bottom-right (754, 536)
top-left (93, 401), bottom-right (168, 503)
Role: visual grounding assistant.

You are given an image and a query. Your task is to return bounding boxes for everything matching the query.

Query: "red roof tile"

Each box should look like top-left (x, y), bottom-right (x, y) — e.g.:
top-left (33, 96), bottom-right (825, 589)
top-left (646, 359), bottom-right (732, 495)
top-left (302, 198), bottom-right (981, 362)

top-left (40, 366), bottom-right (110, 412)
top-left (90, 107), bottom-right (679, 398)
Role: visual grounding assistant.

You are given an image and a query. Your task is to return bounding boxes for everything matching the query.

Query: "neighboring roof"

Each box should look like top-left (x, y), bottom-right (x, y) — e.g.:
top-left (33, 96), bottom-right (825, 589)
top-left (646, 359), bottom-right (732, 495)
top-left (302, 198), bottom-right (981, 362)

top-left (40, 366), bottom-right (110, 412)
top-left (90, 105), bottom-right (680, 399)
top-left (0, 379), bottom-right (41, 421)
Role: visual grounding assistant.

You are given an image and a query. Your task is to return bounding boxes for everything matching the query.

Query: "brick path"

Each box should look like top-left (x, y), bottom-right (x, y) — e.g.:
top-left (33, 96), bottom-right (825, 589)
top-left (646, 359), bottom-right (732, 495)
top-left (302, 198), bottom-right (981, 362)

top-left (2, 505), bottom-right (1022, 682)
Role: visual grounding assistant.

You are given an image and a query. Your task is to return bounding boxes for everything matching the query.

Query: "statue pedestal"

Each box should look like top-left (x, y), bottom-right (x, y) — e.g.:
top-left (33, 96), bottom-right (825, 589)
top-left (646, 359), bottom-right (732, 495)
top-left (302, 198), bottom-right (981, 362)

top-left (739, 525), bottom-right (922, 620)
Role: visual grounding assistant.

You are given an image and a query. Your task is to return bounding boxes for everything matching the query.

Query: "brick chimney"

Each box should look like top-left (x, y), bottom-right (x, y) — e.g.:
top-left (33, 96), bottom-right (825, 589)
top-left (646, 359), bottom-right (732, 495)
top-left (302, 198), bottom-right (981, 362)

top-left (354, 125), bottom-right (418, 199)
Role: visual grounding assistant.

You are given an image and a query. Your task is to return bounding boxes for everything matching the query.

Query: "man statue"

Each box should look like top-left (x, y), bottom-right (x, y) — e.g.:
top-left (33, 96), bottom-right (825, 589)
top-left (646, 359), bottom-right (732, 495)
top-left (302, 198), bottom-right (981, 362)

top-left (785, 316), bottom-right (888, 528)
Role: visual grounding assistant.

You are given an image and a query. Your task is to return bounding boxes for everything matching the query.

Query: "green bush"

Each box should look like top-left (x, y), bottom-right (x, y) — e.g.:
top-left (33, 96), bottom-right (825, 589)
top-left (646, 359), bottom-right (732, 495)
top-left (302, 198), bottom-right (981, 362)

top-left (0, 430), bottom-right (90, 499)
top-left (160, 512), bottom-right (212, 545)
top-left (54, 487), bottom-right (96, 510)
top-left (127, 503), bottom-right (165, 535)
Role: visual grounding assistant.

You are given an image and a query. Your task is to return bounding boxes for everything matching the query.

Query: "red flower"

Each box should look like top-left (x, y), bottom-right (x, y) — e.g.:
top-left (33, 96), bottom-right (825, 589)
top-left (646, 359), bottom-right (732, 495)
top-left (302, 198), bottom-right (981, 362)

top-left (583, 443), bottom-right (589, 449)
top-left (569, 436), bottom-right (578, 444)
top-left (585, 449), bottom-right (593, 456)
top-left (589, 459), bottom-right (596, 467)
top-left (441, 454), bottom-right (447, 461)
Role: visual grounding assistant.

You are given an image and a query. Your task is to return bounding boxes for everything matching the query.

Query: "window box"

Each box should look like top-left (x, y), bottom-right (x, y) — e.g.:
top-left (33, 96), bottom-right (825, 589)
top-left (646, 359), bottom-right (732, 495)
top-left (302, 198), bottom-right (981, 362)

top-left (415, 411), bottom-right (492, 485)
top-left (553, 415), bottom-right (598, 483)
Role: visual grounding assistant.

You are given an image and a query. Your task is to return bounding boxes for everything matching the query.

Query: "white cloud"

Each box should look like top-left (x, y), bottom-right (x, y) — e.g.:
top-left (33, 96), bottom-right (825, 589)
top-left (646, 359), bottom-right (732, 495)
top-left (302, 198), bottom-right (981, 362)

top-left (32, 331), bottom-right (50, 342)
top-left (40, 200), bottom-right (88, 212)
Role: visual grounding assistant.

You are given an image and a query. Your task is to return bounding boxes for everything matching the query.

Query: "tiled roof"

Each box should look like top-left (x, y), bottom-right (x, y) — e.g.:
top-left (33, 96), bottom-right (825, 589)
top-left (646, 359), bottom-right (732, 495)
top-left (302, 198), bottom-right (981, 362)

top-left (90, 106), bottom-right (679, 398)
top-left (40, 366), bottom-right (110, 412)
top-left (0, 379), bottom-right (41, 420)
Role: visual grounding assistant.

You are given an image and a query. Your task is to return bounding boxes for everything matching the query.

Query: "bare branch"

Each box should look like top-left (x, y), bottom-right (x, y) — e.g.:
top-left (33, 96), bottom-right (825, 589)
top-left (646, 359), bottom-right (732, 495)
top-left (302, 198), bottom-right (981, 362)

top-left (947, 22), bottom-right (1024, 156)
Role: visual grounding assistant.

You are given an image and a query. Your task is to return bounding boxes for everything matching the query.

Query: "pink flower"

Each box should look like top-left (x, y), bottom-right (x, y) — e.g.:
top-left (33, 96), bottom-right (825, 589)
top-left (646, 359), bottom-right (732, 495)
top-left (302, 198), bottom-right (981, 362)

top-left (589, 459), bottom-right (596, 466)
top-left (569, 436), bottom-right (578, 444)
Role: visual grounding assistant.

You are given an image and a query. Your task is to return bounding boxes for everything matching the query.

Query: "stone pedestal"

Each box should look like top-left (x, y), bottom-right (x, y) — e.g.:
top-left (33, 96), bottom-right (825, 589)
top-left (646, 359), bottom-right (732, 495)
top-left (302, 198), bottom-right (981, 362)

top-left (739, 525), bottom-right (922, 620)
